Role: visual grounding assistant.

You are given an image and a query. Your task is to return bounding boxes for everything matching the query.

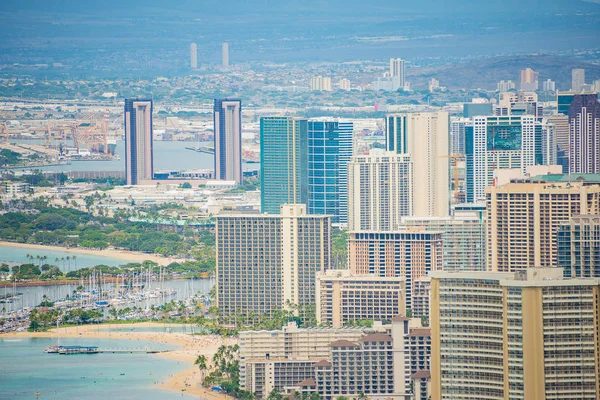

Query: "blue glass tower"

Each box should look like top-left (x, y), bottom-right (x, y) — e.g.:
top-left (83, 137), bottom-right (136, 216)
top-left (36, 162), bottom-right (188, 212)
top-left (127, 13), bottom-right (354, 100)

top-left (260, 117), bottom-right (308, 214)
top-left (307, 120), bottom-right (353, 224)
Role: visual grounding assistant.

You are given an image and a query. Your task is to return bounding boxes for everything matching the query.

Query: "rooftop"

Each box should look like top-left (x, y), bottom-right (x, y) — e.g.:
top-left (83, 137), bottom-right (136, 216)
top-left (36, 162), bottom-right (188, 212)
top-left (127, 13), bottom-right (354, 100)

top-left (296, 378), bottom-right (317, 387)
top-left (411, 370), bottom-right (431, 379)
top-left (314, 360), bottom-right (333, 367)
top-left (329, 339), bottom-right (359, 347)
top-left (360, 333), bottom-right (393, 342)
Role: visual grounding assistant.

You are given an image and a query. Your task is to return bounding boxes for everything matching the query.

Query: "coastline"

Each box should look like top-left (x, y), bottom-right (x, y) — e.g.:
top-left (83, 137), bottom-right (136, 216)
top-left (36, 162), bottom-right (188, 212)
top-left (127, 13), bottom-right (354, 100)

top-left (1, 322), bottom-right (231, 399)
top-left (0, 241), bottom-right (185, 266)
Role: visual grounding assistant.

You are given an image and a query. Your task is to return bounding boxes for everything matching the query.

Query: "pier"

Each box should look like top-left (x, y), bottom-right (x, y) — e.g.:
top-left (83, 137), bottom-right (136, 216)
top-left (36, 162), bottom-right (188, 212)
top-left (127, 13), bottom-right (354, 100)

top-left (46, 345), bottom-right (171, 355)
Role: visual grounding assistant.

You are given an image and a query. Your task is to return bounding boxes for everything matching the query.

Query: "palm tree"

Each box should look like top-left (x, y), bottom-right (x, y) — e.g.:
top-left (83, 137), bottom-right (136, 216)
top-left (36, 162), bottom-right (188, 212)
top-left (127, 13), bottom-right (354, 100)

top-left (194, 354), bottom-right (208, 383)
top-left (72, 256), bottom-right (77, 270)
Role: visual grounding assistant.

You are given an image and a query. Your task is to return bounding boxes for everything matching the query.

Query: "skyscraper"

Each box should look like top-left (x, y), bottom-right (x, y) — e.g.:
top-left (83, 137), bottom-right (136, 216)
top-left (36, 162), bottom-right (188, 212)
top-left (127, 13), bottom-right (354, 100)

top-left (307, 120), bottom-right (353, 224)
top-left (430, 268), bottom-right (600, 400)
top-left (260, 116), bottom-right (308, 214)
top-left (347, 150), bottom-right (413, 231)
top-left (386, 112), bottom-right (450, 217)
top-left (568, 93), bottom-right (600, 174)
top-left (572, 68), bottom-right (585, 91)
top-left (190, 42), bottom-right (197, 69)
top-left (486, 178), bottom-right (600, 272)
top-left (465, 115), bottom-right (543, 202)
top-left (222, 42), bottom-right (229, 67)
top-left (216, 205), bottom-right (330, 320)
top-left (389, 58), bottom-right (406, 87)
top-left (213, 98), bottom-right (242, 183)
top-left (124, 98), bottom-right (153, 185)
top-left (519, 67), bottom-right (538, 91)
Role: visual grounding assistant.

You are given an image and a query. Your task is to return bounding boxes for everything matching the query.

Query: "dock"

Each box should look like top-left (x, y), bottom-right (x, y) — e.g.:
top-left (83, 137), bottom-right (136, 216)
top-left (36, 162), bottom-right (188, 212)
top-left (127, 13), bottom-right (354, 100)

top-left (46, 345), bottom-right (171, 355)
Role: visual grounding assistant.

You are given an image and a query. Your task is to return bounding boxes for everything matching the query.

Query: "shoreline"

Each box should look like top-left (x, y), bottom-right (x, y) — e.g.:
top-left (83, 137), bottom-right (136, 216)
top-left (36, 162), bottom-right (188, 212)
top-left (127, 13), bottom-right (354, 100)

top-left (0, 240), bottom-right (185, 266)
top-left (1, 322), bottom-right (231, 399)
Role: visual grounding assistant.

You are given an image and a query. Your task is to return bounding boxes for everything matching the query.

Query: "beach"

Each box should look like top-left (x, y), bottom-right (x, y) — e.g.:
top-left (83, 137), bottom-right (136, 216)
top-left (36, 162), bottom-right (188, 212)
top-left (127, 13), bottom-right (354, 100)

top-left (0, 241), bottom-right (185, 266)
top-left (2, 322), bottom-right (232, 399)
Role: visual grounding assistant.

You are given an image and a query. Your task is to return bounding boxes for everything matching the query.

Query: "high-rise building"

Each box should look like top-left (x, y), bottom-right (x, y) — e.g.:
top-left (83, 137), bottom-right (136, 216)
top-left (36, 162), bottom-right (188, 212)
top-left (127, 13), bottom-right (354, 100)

top-left (398, 215), bottom-right (486, 272)
top-left (307, 120), bottom-right (353, 224)
top-left (568, 93), bottom-right (600, 174)
top-left (316, 269), bottom-right (406, 327)
top-left (450, 117), bottom-right (469, 154)
top-left (124, 98), bottom-right (153, 185)
top-left (486, 178), bottom-right (600, 272)
top-left (310, 76), bottom-right (332, 91)
top-left (213, 98), bottom-right (242, 183)
top-left (222, 42), bottom-right (229, 67)
top-left (542, 78), bottom-right (556, 92)
top-left (558, 214), bottom-right (600, 278)
top-left (465, 115), bottom-right (543, 202)
top-left (348, 230), bottom-right (443, 312)
top-left (519, 67), bottom-right (539, 91)
top-left (390, 58), bottom-right (405, 81)
top-left (496, 80), bottom-right (516, 92)
top-left (260, 117), bottom-right (308, 214)
top-left (337, 78), bottom-right (351, 91)
top-left (216, 204), bottom-right (331, 320)
top-left (495, 91), bottom-right (543, 119)
top-left (544, 114), bottom-right (570, 172)
top-left (557, 91), bottom-right (576, 115)
top-left (347, 150), bottom-right (413, 231)
top-left (190, 42), bottom-right (197, 69)
top-left (572, 68), bottom-right (585, 91)
top-left (430, 268), bottom-right (600, 400)
top-left (386, 112), bottom-right (450, 217)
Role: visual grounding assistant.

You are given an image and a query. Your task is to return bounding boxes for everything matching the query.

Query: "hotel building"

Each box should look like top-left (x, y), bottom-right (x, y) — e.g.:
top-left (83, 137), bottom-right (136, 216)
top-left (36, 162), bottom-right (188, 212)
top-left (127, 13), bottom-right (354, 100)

top-left (216, 204), bottom-right (330, 320)
top-left (347, 150), bottom-right (413, 231)
top-left (348, 230), bottom-right (443, 312)
top-left (486, 179), bottom-right (600, 272)
top-left (430, 268), bottom-right (600, 400)
top-left (315, 269), bottom-right (406, 327)
top-left (385, 112), bottom-right (449, 217)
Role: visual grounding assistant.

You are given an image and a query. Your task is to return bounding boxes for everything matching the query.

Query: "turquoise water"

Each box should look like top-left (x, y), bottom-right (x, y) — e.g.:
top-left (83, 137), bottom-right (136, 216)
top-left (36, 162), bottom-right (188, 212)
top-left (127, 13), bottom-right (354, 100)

top-left (0, 337), bottom-right (195, 399)
top-left (0, 244), bottom-right (135, 270)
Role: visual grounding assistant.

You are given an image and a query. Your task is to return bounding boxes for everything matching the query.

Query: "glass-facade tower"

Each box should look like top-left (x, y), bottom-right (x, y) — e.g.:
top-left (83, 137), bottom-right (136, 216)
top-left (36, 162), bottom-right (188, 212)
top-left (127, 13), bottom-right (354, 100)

top-left (308, 120), bottom-right (353, 224)
top-left (260, 116), bottom-right (308, 214)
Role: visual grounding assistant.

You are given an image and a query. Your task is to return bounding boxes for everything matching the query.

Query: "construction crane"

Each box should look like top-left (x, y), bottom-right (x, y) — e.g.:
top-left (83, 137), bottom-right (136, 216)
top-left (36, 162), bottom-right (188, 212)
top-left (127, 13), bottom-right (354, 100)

top-left (440, 153), bottom-right (464, 203)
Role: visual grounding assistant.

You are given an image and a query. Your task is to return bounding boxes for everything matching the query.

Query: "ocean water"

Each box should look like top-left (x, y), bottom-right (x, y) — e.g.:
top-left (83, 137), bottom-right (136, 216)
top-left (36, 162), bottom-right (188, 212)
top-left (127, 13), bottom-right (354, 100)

top-left (9, 140), bottom-right (259, 173)
top-left (0, 244), bottom-right (136, 270)
top-left (0, 337), bottom-right (195, 399)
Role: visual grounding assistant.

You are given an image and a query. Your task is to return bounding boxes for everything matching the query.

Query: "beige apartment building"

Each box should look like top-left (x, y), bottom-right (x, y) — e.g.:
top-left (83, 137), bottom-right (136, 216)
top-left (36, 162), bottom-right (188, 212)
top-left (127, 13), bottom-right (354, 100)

top-left (486, 180), bottom-right (600, 272)
top-left (349, 230), bottom-right (443, 312)
top-left (386, 112), bottom-right (450, 217)
top-left (347, 150), bottom-right (413, 231)
top-left (315, 269), bottom-right (406, 327)
top-left (430, 268), bottom-right (600, 400)
top-left (216, 204), bottom-right (330, 320)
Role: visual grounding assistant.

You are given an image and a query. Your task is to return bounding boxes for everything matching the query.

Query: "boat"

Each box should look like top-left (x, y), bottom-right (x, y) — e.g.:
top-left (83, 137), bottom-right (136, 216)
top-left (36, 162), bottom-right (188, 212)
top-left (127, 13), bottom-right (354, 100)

top-left (44, 345), bottom-right (61, 353)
